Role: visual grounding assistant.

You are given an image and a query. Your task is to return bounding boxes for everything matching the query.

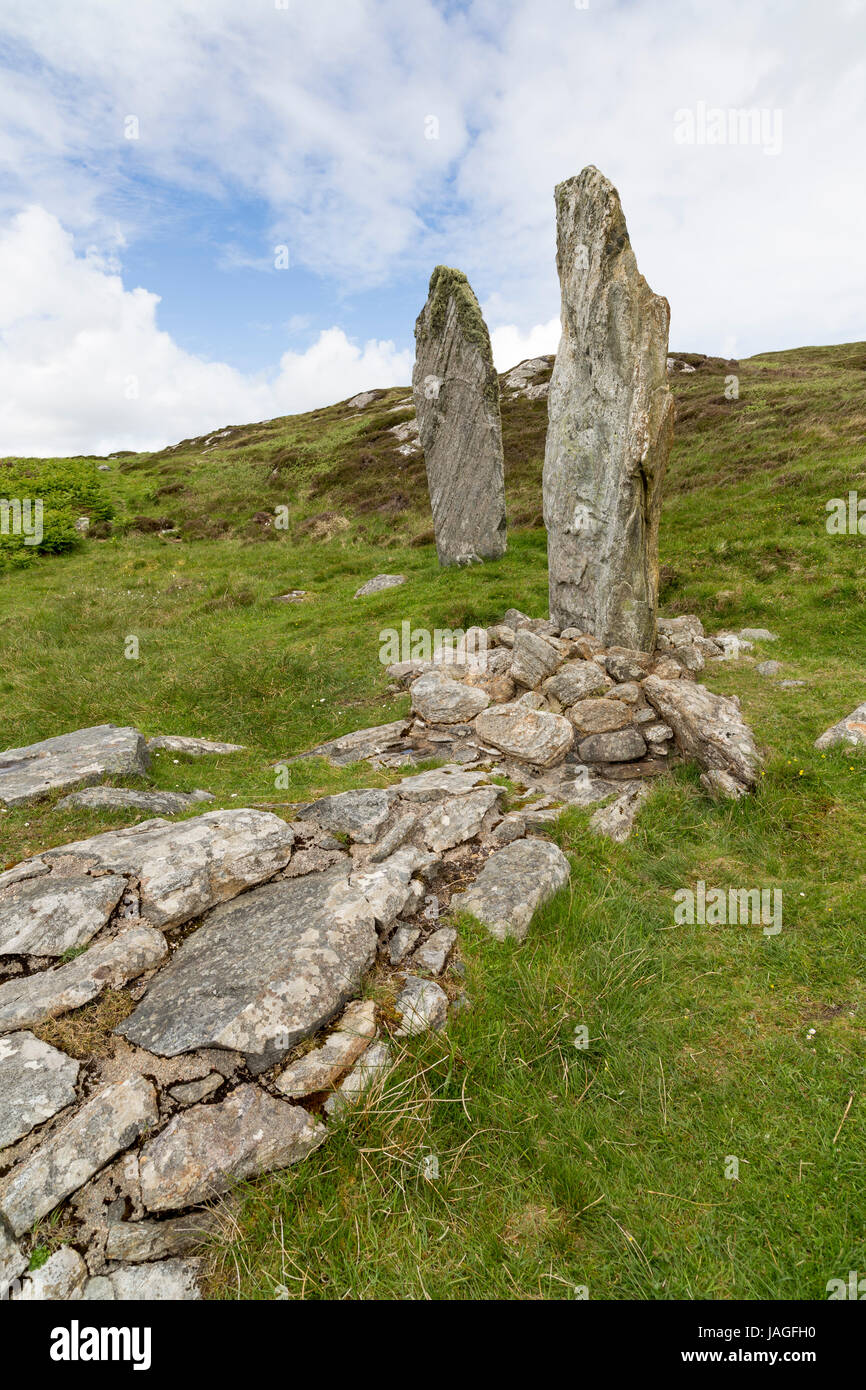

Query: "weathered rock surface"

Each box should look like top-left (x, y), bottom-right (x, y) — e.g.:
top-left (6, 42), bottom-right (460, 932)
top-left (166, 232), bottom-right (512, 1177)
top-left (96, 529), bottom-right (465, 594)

top-left (119, 868), bottom-right (377, 1071)
top-left (510, 630), bottom-right (562, 688)
top-left (475, 703), bottom-right (574, 767)
top-left (39, 809), bottom-right (294, 930)
top-left (275, 999), bottom-right (377, 1099)
top-left (542, 167), bottom-right (674, 648)
top-left (410, 671), bottom-right (490, 724)
top-left (413, 265), bottom-right (506, 566)
top-left (420, 787), bottom-right (502, 852)
top-left (0, 926), bottom-right (167, 1034)
top-left (0, 1076), bottom-right (158, 1236)
top-left (396, 766), bottom-right (490, 801)
top-left (0, 725), bottom-right (150, 808)
top-left (102, 1257), bottom-right (203, 1300)
top-left (411, 927), bottom-right (457, 975)
top-left (451, 838), bottom-right (571, 942)
top-left (814, 702), bottom-right (866, 751)
top-left (0, 1221), bottom-right (26, 1293)
top-left (643, 676), bottom-right (761, 790)
top-left (354, 573), bottom-right (406, 597)
top-left (589, 784), bottom-right (649, 842)
top-left (147, 735), bottom-right (245, 756)
top-left (168, 1073), bottom-right (223, 1106)
top-left (0, 872), bottom-right (126, 956)
top-left (577, 728), bottom-right (647, 763)
top-left (566, 697), bottom-right (632, 735)
top-left (394, 977), bottom-right (448, 1036)
top-left (57, 786), bottom-right (215, 814)
top-left (296, 788), bottom-right (393, 843)
top-left (543, 660), bottom-right (610, 706)
top-left (294, 719), bottom-right (411, 767)
top-left (324, 1039), bottom-right (392, 1114)
top-left (104, 1212), bottom-right (218, 1263)
top-left (138, 1085), bottom-right (325, 1211)
top-left (13, 1245), bottom-right (88, 1301)
top-left (0, 1032), bottom-right (80, 1149)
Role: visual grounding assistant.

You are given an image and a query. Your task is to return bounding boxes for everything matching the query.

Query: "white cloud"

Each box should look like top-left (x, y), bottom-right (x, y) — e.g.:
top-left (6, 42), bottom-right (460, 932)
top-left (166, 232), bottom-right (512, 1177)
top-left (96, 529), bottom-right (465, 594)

top-left (0, 208), bottom-right (413, 457)
top-left (489, 317), bottom-right (561, 372)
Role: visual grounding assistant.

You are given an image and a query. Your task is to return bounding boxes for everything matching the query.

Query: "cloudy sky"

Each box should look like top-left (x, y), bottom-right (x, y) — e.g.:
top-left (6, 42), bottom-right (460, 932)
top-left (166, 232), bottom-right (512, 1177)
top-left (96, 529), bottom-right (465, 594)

top-left (1, 0), bottom-right (864, 456)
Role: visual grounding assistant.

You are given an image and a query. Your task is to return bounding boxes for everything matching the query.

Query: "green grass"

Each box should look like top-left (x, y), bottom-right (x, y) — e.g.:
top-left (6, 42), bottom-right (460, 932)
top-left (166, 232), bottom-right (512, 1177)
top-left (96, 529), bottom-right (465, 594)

top-left (1, 342), bottom-right (865, 1299)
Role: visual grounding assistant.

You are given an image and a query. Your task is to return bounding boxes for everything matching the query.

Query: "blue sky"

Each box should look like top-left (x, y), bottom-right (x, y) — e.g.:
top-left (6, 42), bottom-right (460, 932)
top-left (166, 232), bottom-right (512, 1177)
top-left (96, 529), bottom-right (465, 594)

top-left (1, 0), bottom-right (864, 455)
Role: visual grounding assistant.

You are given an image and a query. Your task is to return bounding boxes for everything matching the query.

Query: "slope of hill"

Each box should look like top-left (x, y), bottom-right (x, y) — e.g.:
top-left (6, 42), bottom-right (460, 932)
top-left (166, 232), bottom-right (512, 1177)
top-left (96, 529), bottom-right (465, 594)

top-left (1, 343), bottom-right (865, 1300)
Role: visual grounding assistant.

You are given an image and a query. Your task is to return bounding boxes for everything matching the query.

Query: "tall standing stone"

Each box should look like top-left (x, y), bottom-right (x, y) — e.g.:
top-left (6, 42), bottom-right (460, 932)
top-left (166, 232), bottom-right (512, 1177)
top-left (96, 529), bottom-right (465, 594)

top-left (543, 167), bottom-right (674, 649)
top-left (413, 266), bottom-right (507, 566)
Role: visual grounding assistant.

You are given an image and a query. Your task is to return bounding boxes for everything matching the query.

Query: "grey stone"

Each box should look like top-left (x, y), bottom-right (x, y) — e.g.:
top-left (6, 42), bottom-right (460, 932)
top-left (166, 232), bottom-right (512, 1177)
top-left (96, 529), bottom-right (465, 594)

top-left (13, 1245), bottom-right (87, 1301)
top-left (0, 858), bottom-right (51, 891)
top-left (656, 615), bottom-right (705, 648)
top-left (700, 769), bottom-right (749, 801)
top-left (387, 924), bottom-right (421, 965)
top-left (0, 1032), bottom-right (80, 1150)
top-left (107, 1257), bottom-right (202, 1300)
top-left (542, 660), bottom-right (610, 706)
top-left (487, 813), bottom-right (526, 846)
top-left (643, 676), bottom-right (761, 790)
top-left (510, 630), bottom-right (563, 689)
top-left (57, 786), bottom-right (215, 814)
top-left (396, 766), bottom-right (491, 801)
top-left (0, 1221), bottom-right (26, 1294)
top-left (139, 1085), bottom-right (325, 1211)
top-left (0, 1076), bottom-right (158, 1236)
top-left (354, 574), bottom-right (407, 597)
top-left (168, 1073), bottom-right (222, 1106)
top-left (350, 848), bottom-right (436, 931)
top-left (543, 167), bottom-right (674, 648)
top-left (82, 1276), bottom-right (115, 1299)
top-left (147, 736), bottom-right (245, 756)
top-left (413, 266), bottom-right (506, 566)
top-left (0, 926), bottom-right (167, 1035)
top-left (104, 1212), bottom-right (218, 1263)
top-left (502, 609), bottom-right (533, 631)
top-left (605, 648), bottom-right (653, 683)
top-left (39, 809), bottom-right (294, 930)
top-left (567, 698), bottom-right (632, 736)
top-left (450, 837), bottom-right (571, 942)
top-left (119, 868), bottom-right (377, 1071)
top-left (756, 661), bottom-right (783, 678)
top-left (296, 788), bottom-right (393, 844)
top-left (276, 999), bottom-right (377, 1099)
top-left (589, 784), bottom-right (649, 843)
top-left (475, 703), bottom-right (574, 767)
top-left (411, 927), bottom-right (457, 975)
top-left (577, 728), bottom-right (647, 763)
top-left (394, 977), bottom-right (448, 1036)
top-left (324, 1039), bottom-right (392, 1114)
top-left (814, 703), bottom-right (866, 751)
top-left (410, 672), bottom-right (490, 725)
top-left (739, 628), bottom-right (778, 642)
top-left (421, 787), bottom-right (502, 852)
top-left (369, 812), bottom-right (418, 862)
top-left (293, 720), bottom-right (411, 766)
top-left (0, 725), bottom-right (150, 808)
top-left (0, 872), bottom-right (126, 957)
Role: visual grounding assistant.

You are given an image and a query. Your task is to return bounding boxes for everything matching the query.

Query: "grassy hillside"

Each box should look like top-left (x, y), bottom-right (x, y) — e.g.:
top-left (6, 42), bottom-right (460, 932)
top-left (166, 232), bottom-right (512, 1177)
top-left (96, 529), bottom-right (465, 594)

top-left (1, 342), bottom-right (865, 1299)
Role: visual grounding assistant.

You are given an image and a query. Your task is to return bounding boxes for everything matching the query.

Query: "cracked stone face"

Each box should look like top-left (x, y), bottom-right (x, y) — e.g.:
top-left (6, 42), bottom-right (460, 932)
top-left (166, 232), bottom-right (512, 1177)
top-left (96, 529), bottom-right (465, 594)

top-left (138, 1084), bottom-right (326, 1211)
top-left (0, 1032), bottom-right (80, 1150)
top-left (118, 866), bottom-right (378, 1072)
top-left (0, 873), bottom-right (127, 957)
top-left (38, 809), bottom-right (295, 930)
top-left (450, 838), bottom-right (571, 942)
top-left (0, 725), bottom-right (150, 808)
top-left (642, 675), bottom-right (761, 788)
top-left (296, 788), bottom-right (394, 844)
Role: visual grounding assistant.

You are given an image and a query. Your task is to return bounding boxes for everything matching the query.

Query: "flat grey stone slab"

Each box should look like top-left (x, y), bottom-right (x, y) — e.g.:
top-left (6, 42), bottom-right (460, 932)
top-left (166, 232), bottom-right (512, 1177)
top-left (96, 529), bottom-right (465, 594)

top-left (814, 702), bottom-right (866, 750)
top-left (0, 872), bottom-right (126, 957)
top-left (354, 574), bottom-right (406, 597)
top-left (57, 787), bottom-right (215, 814)
top-left (296, 788), bottom-right (393, 844)
top-left (119, 867), bottom-right (378, 1071)
top-left (0, 926), bottom-right (167, 1034)
top-left (106, 1257), bottom-right (202, 1300)
top-left (396, 765), bottom-right (490, 801)
top-left (451, 837), bottom-right (571, 942)
top-left (139, 1084), bottom-right (325, 1211)
top-left (147, 736), bottom-right (245, 755)
top-left (394, 977), bottom-right (448, 1036)
top-left (276, 999), bottom-right (377, 1099)
top-left (37, 809), bottom-right (294, 930)
top-left (0, 726), bottom-right (150, 808)
top-left (0, 1076), bottom-right (158, 1237)
top-left (420, 787), bottom-right (501, 852)
top-left (0, 1031), bottom-right (80, 1150)
top-left (104, 1212), bottom-right (218, 1263)
top-left (292, 720), bottom-right (411, 767)
top-left (12, 1245), bottom-right (87, 1301)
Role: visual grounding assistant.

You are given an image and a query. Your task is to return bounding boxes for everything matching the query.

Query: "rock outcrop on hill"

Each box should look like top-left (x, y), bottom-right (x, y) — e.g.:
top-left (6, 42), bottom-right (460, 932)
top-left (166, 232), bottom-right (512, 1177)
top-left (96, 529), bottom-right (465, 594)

top-left (413, 266), bottom-right (507, 567)
top-left (543, 166), bottom-right (674, 649)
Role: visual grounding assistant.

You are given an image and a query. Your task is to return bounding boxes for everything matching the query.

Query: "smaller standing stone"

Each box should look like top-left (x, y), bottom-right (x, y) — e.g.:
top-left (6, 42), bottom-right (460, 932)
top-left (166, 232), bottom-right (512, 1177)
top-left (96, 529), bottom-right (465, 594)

top-left (413, 266), bottom-right (507, 566)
